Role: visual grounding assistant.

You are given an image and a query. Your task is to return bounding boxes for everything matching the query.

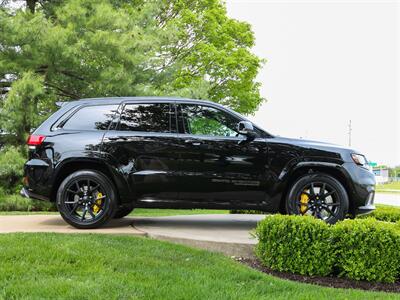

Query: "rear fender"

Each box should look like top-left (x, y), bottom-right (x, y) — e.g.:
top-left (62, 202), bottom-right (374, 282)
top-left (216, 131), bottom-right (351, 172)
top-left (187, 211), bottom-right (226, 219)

top-left (52, 156), bottom-right (132, 204)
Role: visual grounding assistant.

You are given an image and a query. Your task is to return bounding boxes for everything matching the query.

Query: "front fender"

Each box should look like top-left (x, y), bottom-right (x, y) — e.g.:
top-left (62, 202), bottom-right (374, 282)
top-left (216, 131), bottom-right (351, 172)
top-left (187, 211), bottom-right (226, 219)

top-left (271, 160), bottom-right (359, 214)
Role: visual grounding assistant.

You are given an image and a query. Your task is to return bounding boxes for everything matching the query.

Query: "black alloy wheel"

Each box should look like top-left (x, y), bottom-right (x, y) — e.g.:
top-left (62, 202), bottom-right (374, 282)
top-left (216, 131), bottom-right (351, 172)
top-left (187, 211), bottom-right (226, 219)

top-left (57, 170), bottom-right (117, 229)
top-left (286, 173), bottom-right (349, 224)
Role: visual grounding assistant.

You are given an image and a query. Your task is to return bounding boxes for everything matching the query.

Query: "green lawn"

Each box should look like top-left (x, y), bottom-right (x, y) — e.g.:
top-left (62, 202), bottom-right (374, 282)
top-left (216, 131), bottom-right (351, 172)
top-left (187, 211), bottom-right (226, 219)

top-left (0, 233), bottom-right (396, 299)
top-left (376, 182), bottom-right (400, 192)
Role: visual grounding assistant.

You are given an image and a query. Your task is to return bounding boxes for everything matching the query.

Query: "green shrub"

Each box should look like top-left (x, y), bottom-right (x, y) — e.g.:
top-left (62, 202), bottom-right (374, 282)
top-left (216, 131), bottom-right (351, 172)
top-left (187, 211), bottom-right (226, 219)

top-left (332, 218), bottom-right (400, 283)
top-left (0, 194), bottom-right (56, 212)
top-left (0, 146), bottom-right (26, 193)
top-left (358, 205), bottom-right (400, 223)
top-left (255, 215), bottom-right (335, 276)
top-left (255, 215), bottom-right (400, 283)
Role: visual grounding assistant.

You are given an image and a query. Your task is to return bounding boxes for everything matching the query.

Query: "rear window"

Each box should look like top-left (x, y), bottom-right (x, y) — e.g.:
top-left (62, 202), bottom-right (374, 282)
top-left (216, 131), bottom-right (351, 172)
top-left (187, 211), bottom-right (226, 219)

top-left (62, 105), bottom-right (119, 131)
top-left (118, 103), bottom-right (172, 133)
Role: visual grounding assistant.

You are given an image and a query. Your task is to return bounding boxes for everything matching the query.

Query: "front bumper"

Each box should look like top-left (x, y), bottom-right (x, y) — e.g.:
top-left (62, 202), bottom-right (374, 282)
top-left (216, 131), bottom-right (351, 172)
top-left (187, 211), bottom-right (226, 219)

top-left (356, 204), bottom-right (376, 215)
top-left (342, 162), bottom-right (376, 216)
top-left (356, 191), bottom-right (375, 215)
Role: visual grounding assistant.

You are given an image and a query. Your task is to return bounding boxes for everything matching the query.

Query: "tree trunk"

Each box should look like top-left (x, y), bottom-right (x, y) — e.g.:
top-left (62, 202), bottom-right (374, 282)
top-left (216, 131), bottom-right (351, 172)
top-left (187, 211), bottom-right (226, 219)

top-left (26, 0), bottom-right (36, 13)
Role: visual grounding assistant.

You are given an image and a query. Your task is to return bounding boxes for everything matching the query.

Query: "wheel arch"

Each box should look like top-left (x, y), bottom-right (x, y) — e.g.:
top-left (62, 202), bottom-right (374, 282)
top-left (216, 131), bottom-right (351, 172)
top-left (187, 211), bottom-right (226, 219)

top-left (279, 162), bottom-right (355, 216)
top-left (50, 158), bottom-right (129, 204)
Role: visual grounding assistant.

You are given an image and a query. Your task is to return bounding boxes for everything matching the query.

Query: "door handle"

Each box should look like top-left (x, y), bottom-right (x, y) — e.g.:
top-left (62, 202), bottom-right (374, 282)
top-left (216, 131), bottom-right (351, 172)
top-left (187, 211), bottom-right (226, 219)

top-left (184, 139), bottom-right (203, 146)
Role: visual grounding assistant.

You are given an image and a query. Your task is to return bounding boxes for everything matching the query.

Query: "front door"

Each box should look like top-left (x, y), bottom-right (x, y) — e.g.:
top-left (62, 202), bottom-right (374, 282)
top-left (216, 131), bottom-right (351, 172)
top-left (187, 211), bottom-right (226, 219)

top-left (175, 103), bottom-right (268, 206)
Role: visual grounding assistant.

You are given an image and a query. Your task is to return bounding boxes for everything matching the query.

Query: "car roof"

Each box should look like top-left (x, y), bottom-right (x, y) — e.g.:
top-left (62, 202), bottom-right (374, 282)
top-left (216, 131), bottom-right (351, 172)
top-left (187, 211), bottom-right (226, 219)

top-left (58, 97), bottom-right (218, 107)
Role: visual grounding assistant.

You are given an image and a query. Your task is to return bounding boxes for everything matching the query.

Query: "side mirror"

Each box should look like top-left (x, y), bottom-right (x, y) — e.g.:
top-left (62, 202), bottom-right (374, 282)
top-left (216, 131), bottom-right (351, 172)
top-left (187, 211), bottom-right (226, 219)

top-left (237, 121), bottom-right (256, 139)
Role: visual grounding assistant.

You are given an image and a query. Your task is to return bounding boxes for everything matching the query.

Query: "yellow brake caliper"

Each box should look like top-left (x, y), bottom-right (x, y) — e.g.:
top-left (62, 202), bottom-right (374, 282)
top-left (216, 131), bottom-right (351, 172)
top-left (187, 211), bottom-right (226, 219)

top-left (300, 191), bottom-right (309, 214)
top-left (92, 192), bottom-right (103, 214)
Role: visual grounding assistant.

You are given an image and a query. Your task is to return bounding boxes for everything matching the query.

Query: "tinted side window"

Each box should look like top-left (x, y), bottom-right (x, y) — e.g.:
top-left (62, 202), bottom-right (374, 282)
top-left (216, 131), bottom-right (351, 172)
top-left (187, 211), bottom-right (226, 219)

top-left (180, 104), bottom-right (239, 137)
top-left (63, 105), bottom-right (118, 131)
top-left (119, 103), bottom-right (172, 133)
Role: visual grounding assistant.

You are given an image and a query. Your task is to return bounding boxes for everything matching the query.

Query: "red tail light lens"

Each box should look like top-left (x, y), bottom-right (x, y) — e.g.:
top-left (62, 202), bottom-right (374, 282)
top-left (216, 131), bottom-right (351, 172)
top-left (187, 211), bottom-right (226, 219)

top-left (27, 135), bottom-right (46, 146)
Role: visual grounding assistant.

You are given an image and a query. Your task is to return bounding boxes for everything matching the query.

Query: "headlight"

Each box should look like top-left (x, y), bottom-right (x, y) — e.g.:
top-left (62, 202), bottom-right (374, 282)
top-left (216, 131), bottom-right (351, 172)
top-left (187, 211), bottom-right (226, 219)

top-left (351, 153), bottom-right (368, 167)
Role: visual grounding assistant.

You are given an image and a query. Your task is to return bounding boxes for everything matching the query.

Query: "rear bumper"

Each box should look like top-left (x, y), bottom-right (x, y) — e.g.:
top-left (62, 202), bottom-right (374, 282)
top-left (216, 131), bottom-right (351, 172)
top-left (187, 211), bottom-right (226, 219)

top-left (20, 187), bottom-right (50, 202)
top-left (23, 157), bottom-right (53, 201)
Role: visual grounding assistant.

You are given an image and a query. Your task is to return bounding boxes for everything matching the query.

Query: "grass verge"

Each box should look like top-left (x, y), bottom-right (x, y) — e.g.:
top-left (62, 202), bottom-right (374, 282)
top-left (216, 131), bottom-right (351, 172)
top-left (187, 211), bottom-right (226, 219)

top-left (376, 182), bottom-right (400, 192)
top-left (0, 233), bottom-right (396, 299)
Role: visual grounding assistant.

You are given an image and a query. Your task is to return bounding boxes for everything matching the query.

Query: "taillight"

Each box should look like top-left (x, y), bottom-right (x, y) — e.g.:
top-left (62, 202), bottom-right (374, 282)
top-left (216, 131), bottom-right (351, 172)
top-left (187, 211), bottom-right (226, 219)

top-left (27, 134), bottom-right (46, 146)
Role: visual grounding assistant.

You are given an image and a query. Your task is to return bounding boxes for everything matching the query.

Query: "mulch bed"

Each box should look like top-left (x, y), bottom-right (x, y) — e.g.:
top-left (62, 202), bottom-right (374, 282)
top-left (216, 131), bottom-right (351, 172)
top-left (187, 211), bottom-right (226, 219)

top-left (237, 258), bottom-right (400, 293)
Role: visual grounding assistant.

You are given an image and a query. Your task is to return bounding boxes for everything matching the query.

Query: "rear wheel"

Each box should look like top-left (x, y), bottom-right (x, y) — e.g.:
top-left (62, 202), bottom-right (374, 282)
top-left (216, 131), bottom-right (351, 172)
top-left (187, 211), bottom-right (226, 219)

top-left (113, 206), bottom-right (134, 219)
top-left (285, 173), bottom-right (349, 224)
top-left (56, 170), bottom-right (117, 229)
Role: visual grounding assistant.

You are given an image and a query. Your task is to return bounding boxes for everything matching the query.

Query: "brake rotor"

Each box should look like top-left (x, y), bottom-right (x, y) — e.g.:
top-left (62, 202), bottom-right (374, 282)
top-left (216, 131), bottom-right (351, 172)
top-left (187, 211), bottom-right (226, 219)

top-left (300, 191), bottom-right (309, 214)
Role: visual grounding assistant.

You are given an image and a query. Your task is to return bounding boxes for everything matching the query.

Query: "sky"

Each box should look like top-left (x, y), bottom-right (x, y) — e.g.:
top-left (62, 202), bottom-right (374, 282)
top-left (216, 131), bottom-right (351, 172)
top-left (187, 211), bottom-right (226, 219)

top-left (226, 0), bottom-right (400, 166)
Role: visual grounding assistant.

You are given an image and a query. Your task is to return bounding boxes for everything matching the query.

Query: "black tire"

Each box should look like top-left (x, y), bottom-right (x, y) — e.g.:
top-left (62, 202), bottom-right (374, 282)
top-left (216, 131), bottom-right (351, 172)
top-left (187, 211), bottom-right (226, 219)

top-left (285, 173), bottom-right (349, 224)
top-left (56, 170), bottom-right (117, 229)
top-left (113, 206), bottom-right (134, 219)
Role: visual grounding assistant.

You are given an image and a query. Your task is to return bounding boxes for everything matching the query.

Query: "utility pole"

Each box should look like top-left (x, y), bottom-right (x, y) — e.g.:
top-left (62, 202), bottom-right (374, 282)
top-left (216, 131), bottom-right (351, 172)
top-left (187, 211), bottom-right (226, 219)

top-left (348, 120), bottom-right (352, 147)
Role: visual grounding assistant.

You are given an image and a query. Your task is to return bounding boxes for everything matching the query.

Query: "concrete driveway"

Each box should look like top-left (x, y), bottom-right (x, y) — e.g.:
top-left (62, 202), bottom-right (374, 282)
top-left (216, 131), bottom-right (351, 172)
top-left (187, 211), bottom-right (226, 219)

top-left (0, 214), bottom-right (144, 235)
top-left (0, 214), bottom-right (266, 258)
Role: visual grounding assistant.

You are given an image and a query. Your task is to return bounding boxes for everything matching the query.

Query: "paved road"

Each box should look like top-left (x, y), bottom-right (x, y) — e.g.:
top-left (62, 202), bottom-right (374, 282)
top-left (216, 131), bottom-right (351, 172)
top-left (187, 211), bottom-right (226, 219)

top-left (375, 192), bottom-right (400, 206)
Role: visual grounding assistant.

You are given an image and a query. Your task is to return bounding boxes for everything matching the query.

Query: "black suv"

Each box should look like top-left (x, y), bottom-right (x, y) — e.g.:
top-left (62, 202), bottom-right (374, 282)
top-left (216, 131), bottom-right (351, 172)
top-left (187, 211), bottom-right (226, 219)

top-left (21, 97), bottom-right (375, 228)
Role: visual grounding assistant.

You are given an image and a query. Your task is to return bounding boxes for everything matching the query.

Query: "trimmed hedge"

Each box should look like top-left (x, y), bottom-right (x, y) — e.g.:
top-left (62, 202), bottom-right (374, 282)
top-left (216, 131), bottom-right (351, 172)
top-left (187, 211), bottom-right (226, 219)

top-left (231, 205), bottom-right (400, 222)
top-left (255, 215), bottom-right (400, 283)
top-left (332, 218), bottom-right (400, 282)
top-left (359, 205), bottom-right (400, 223)
top-left (255, 215), bottom-right (334, 276)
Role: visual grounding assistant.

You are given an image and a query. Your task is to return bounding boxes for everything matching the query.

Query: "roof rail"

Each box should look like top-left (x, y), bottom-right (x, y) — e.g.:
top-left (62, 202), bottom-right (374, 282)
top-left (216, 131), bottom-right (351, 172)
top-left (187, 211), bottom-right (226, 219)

top-left (55, 101), bottom-right (67, 108)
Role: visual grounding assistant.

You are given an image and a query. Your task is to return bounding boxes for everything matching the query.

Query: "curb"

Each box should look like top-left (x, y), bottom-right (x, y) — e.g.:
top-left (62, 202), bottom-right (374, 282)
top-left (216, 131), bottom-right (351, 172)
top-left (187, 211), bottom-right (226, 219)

top-left (144, 232), bottom-right (256, 259)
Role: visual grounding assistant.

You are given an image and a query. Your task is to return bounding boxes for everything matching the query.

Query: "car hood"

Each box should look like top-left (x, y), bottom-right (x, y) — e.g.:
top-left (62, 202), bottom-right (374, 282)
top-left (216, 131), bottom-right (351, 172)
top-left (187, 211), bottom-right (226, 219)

top-left (266, 136), bottom-right (360, 162)
top-left (272, 136), bottom-right (351, 150)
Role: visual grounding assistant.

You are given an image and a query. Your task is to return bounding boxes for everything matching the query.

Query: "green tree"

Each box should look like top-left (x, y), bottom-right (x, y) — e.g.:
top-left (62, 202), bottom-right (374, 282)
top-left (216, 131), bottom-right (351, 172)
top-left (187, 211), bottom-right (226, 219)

top-left (1, 72), bottom-right (50, 145)
top-left (0, 0), bottom-right (264, 145)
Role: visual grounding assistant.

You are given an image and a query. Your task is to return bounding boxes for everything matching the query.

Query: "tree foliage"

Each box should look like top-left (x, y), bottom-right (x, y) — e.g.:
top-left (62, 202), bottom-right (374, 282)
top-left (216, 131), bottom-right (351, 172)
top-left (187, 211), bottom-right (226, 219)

top-left (1, 71), bottom-right (50, 144)
top-left (0, 0), bottom-right (264, 145)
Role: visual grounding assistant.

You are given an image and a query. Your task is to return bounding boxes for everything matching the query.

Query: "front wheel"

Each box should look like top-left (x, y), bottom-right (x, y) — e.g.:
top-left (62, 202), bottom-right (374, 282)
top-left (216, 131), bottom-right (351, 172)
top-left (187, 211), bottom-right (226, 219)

top-left (285, 173), bottom-right (349, 224)
top-left (56, 170), bottom-right (117, 229)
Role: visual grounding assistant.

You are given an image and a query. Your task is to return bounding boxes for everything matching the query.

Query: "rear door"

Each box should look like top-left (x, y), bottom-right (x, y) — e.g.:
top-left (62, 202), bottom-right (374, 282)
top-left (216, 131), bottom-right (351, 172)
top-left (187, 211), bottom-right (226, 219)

top-left (102, 101), bottom-right (180, 202)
